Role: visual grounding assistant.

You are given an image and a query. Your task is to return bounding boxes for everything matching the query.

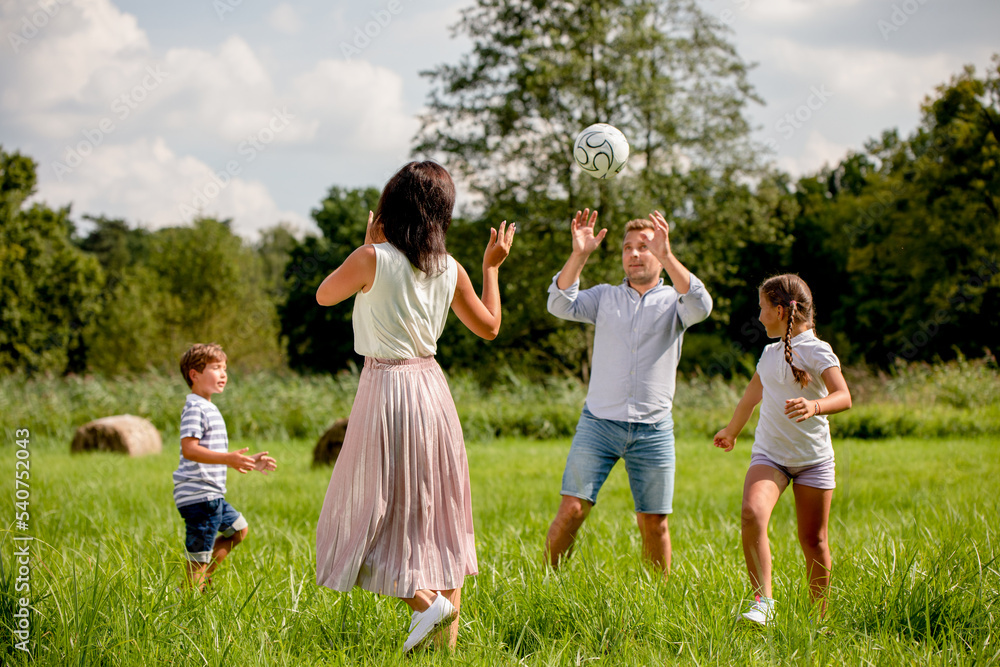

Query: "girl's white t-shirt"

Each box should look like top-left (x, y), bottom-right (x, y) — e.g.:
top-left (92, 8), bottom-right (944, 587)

top-left (753, 329), bottom-right (841, 467)
top-left (352, 243), bottom-right (457, 359)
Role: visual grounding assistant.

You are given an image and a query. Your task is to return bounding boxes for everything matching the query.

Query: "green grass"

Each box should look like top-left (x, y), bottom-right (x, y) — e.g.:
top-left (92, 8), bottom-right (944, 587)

top-left (3, 355), bottom-right (999, 443)
top-left (2, 434), bottom-right (998, 665)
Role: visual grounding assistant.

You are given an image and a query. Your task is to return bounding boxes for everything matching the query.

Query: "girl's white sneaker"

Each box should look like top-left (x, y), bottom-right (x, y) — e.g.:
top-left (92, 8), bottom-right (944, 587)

top-left (741, 595), bottom-right (776, 626)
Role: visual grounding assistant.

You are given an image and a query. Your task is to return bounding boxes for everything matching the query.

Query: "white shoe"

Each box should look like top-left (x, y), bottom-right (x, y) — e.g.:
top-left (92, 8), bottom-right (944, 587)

top-left (403, 594), bottom-right (457, 652)
top-left (741, 595), bottom-right (776, 626)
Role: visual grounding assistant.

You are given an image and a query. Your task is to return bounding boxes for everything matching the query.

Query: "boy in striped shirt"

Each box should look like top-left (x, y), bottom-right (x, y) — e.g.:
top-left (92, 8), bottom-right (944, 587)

top-left (175, 343), bottom-right (276, 590)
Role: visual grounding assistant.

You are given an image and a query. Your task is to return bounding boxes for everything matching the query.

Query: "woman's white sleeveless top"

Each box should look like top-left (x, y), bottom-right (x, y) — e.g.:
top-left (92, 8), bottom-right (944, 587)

top-left (352, 243), bottom-right (458, 359)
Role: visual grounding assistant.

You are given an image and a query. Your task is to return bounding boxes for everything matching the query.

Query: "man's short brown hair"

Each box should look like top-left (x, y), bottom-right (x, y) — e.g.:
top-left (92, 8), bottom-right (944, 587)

top-left (623, 218), bottom-right (654, 241)
top-left (180, 343), bottom-right (227, 388)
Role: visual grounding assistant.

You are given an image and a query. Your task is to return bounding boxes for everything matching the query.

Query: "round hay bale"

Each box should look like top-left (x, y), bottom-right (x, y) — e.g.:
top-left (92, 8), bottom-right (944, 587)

top-left (313, 418), bottom-right (349, 467)
top-left (71, 415), bottom-right (162, 456)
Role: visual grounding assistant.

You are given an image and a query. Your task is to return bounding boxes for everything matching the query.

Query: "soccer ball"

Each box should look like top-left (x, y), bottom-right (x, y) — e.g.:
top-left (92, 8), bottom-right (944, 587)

top-left (573, 123), bottom-right (629, 179)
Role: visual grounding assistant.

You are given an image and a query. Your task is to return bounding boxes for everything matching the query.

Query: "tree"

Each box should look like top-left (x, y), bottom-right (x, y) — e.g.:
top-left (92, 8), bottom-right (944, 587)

top-left (789, 56), bottom-right (1000, 365)
top-left (76, 215), bottom-right (151, 278)
top-left (414, 0), bottom-right (778, 380)
top-left (84, 218), bottom-right (284, 373)
top-left (256, 223), bottom-right (299, 301)
top-left (417, 0), bottom-right (761, 203)
top-left (0, 148), bottom-right (104, 375)
top-left (280, 186), bottom-right (380, 374)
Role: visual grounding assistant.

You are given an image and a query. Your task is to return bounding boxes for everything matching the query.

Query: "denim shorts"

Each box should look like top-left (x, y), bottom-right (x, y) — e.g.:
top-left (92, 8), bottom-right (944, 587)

top-left (561, 407), bottom-right (676, 514)
top-left (177, 498), bottom-right (248, 563)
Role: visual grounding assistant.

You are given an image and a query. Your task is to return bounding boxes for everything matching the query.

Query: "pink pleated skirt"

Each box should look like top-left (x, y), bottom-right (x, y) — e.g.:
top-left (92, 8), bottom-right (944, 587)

top-left (315, 356), bottom-right (478, 598)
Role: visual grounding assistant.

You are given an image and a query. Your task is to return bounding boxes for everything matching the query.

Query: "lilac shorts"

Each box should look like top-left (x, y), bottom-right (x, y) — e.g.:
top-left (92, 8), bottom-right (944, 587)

top-left (749, 452), bottom-right (836, 490)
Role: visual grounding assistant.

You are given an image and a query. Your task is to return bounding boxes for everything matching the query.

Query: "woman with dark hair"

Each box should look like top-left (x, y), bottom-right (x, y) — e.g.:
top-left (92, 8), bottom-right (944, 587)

top-left (314, 161), bottom-right (515, 652)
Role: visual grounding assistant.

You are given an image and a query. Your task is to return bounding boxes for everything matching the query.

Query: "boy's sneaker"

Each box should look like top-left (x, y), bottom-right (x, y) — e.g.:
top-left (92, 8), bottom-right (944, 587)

top-left (403, 594), bottom-right (457, 652)
top-left (741, 595), bottom-right (776, 626)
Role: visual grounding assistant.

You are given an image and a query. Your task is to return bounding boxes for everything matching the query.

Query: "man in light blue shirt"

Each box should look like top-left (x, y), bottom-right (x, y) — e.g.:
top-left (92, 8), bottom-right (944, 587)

top-left (545, 208), bottom-right (713, 574)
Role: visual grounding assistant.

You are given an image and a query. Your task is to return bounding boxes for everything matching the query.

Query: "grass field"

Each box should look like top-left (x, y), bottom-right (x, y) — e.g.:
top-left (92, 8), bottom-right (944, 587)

top-left (2, 432), bottom-right (998, 665)
top-left (4, 357), bottom-right (1000, 444)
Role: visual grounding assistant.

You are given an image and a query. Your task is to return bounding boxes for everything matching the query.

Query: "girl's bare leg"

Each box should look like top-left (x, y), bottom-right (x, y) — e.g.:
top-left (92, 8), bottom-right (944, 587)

top-left (793, 483), bottom-right (833, 616)
top-left (741, 465), bottom-right (788, 598)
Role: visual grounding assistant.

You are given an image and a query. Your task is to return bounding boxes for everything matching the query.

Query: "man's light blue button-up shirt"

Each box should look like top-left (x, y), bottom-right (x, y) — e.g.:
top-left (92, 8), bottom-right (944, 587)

top-left (547, 273), bottom-right (713, 423)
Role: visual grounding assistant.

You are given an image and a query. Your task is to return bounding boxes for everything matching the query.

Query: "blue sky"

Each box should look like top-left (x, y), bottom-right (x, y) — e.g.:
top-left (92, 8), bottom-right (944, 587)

top-left (1, 0), bottom-right (997, 238)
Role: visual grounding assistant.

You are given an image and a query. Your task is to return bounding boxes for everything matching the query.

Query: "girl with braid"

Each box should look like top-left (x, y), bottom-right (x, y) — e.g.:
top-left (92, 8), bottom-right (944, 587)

top-left (713, 274), bottom-right (852, 626)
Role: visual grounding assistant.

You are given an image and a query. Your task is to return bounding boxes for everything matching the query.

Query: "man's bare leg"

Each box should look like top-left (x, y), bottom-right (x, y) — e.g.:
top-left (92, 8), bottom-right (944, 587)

top-left (546, 495), bottom-right (592, 568)
top-left (636, 512), bottom-right (671, 574)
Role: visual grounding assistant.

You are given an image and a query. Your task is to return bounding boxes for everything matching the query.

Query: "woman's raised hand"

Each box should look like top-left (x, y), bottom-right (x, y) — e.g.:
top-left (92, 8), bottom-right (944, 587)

top-left (570, 208), bottom-right (607, 257)
top-left (483, 220), bottom-right (516, 269)
top-left (364, 210), bottom-right (385, 245)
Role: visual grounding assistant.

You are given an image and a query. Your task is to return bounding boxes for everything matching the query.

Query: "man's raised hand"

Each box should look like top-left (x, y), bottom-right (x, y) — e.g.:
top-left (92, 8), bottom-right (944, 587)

top-left (647, 210), bottom-right (673, 261)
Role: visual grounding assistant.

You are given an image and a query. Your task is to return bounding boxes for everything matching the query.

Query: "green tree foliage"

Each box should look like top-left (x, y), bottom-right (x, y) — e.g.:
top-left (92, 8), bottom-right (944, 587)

top-left (280, 186), bottom-right (380, 373)
top-left (414, 0), bottom-right (785, 380)
top-left (788, 57), bottom-right (1000, 365)
top-left (676, 170), bottom-right (800, 377)
top-left (76, 215), bottom-right (151, 277)
top-left (417, 0), bottom-right (761, 201)
top-left (256, 223), bottom-right (299, 301)
top-left (84, 218), bottom-right (284, 374)
top-left (0, 148), bottom-right (104, 375)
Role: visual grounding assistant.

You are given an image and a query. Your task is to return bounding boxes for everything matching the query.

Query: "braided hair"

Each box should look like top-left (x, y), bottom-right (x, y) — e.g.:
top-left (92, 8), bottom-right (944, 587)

top-left (760, 274), bottom-right (815, 388)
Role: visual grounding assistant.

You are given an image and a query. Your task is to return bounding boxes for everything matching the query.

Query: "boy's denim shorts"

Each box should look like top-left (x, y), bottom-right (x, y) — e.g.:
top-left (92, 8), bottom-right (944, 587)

top-left (177, 498), bottom-right (248, 563)
top-left (561, 407), bottom-right (676, 514)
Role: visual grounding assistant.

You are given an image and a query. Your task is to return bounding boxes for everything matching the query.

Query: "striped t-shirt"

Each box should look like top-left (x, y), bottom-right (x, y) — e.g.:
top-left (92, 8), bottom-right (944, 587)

top-left (173, 393), bottom-right (228, 508)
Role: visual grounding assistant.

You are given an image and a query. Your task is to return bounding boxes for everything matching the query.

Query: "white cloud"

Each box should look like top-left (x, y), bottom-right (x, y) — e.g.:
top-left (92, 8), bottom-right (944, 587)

top-left (747, 39), bottom-right (983, 177)
top-left (775, 130), bottom-right (851, 176)
top-left (288, 59), bottom-right (419, 153)
top-left (760, 39), bottom-right (962, 112)
top-left (35, 137), bottom-right (313, 238)
top-left (158, 36), bottom-right (283, 144)
top-left (1, 0), bottom-right (149, 131)
top-left (268, 3), bottom-right (302, 35)
top-left (2, 2), bottom-right (417, 153)
top-left (2, 0), bottom-right (420, 237)
top-left (743, 0), bottom-right (864, 24)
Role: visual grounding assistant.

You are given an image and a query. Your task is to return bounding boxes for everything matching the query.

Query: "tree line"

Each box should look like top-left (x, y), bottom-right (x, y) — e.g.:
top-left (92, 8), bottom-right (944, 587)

top-left (2, 0), bottom-right (996, 380)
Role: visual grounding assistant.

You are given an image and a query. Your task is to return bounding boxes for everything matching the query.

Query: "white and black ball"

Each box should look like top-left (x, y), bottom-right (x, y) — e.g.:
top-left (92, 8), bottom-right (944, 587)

top-left (573, 123), bottom-right (629, 179)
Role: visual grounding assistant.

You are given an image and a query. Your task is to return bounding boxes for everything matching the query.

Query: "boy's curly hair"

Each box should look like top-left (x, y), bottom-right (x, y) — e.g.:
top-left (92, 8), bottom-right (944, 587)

top-left (180, 343), bottom-right (227, 388)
